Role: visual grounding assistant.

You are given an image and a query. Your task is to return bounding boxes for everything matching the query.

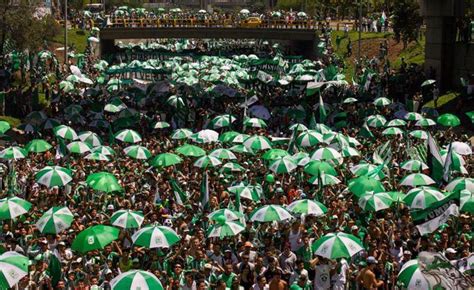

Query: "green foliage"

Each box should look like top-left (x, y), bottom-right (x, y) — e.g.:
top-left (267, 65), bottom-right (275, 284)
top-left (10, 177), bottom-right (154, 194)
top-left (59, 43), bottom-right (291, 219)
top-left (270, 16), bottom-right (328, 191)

top-left (391, 0), bottom-right (422, 48)
top-left (393, 37), bottom-right (425, 68)
top-left (51, 28), bottom-right (88, 53)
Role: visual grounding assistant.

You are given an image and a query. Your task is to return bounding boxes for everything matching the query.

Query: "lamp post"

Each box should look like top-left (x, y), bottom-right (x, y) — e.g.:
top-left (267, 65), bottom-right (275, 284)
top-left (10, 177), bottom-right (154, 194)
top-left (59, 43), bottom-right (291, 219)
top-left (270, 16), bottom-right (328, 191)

top-left (64, 0), bottom-right (68, 65)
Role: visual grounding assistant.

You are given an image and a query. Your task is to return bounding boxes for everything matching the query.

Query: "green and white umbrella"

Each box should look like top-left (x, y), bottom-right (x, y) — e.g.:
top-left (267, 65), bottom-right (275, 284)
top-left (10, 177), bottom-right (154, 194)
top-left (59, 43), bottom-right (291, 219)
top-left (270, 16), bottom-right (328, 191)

top-left (210, 148), bottom-right (236, 160)
top-left (0, 121), bottom-right (10, 134)
top-left (171, 128), bottom-right (193, 140)
top-left (230, 133), bottom-right (250, 144)
top-left (194, 155), bottom-right (222, 169)
top-left (176, 144), bottom-right (206, 157)
top-left (86, 172), bottom-right (123, 193)
top-left (269, 156), bottom-right (297, 174)
top-left (310, 147), bottom-right (342, 161)
top-left (404, 186), bottom-right (445, 209)
top-left (404, 112), bottom-right (423, 121)
top-left (210, 115), bottom-right (237, 129)
top-left (35, 166), bottom-right (72, 187)
top-left (132, 224), bottom-right (180, 248)
top-left (287, 199), bottom-right (327, 216)
top-left (341, 146), bottom-right (360, 157)
top-left (358, 191), bottom-right (394, 212)
top-left (304, 160), bottom-right (337, 176)
top-left (437, 113), bottom-right (461, 127)
top-left (296, 130), bottom-right (323, 147)
top-left (85, 152), bottom-right (110, 161)
top-left (220, 162), bottom-right (245, 174)
top-left (36, 206), bottom-right (73, 234)
top-left (373, 97), bottom-right (391, 107)
top-left (219, 131), bottom-right (240, 143)
top-left (229, 144), bottom-right (254, 155)
top-left (350, 163), bottom-right (384, 179)
top-left (151, 153), bottom-right (183, 167)
top-left (0, 196), bottom-right (32, 220)
top-left (244, 117), bottom-right (267, 128)
top-left (343, 97), bottom-right (358, 104)
top-left (397, 259), bottom-right (430, 290)
top-left (167, 95), bottom-right (185, 108)
top-left (460, 189), bottom-right (474, 213)
top-left (54, 125), bottom-right (78, 140)
top-left (92, 145), bottom-right (115, 155)
top-left (110, 270), bottom-right (164, 290)
top-left (110, 210), bottom-right (144, 229)
top-left (421, 79), bottom-right (436, 87)
top-left (0, 251), bottom-right (29, 289)
top-left (311, 232), bottom-right (364, 259)
top-left (348, 176), bottom-right (385, 197)
top-left (367, 115), bottom-right (387, 128)
top-left (208, 209), bottom-right (244, 221)
top-left (243, 135), bottom-right (272, 151)
top-left (207, 219), bottom-right (245, 239)
top-left (400, 173), bottom-right (435, 187)
top-left (445, 177), bottom-right (474, 192)
top-left (153, 121), bottom-right (170, 129)
top-left (228, 184), bottom-right (260, 201)
top-left (386, 119), bottom-right (407, 127)
top-left (249, 205), bottom-right (293, 222)
top-left (415, 118), bottom-right (436, 127)
top-left (308, 172), bottom-right (341, 186)
top-left (26, 139), bottom-right (52, 153)
top-left (59, 80), bottom-right (74, 92)
top-left (79, 131), bottom-right (102, 147)
top-left (0, 146), bottom-right (27, 159)
top-left (262, 149), bottom-right (289, 160)
top-left (190, 129), bottom-right (219, 143)
top-left (124, 145), bottom-right (151, 160)
top-left (67, 141), bottom-right (92, 154)
top-left (72, 225), bottom-right (120, 253)
top-left (382, 127), bottom-right (404, 136)
top-left (115, 129), bottom-right (142, 143)
top-left (450, 141), bottom-right (472, 155)
top-left (409, 130), bottom-right (428, 140)
top-left (401, 160), bottom-right (428, 172)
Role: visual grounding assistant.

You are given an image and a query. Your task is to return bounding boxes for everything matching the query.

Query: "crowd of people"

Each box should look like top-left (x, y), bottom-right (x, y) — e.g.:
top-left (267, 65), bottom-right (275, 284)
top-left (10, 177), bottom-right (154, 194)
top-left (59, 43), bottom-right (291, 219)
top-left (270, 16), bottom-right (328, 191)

top-left (0, 6), bottom-right (472, 290)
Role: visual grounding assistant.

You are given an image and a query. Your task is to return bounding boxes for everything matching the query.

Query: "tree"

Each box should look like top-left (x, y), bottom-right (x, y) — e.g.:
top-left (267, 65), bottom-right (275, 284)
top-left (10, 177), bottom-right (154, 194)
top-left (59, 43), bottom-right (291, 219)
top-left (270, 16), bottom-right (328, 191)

top-left (391, 0), bottom-right (423, 49)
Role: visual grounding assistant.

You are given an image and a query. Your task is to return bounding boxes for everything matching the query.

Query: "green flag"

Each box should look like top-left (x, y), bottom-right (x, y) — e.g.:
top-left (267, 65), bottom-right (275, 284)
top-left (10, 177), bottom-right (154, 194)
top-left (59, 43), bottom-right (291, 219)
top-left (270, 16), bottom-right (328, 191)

top-left (200, 171), bottom-right (209, 210)
top-left (287, 126), bottom-right (299, 154)
top-left (309, 112), bottom-right (317, 129)
top-left (169, 179), bottom-right (187, 206)
top-left (358, 122), bottom-right (374, 139)
top-left (48, 254), bottom-right (62, 287)
top-left (427, 133), bottom-right (444, 183)
top-left (442, 143), bottom-right (453, 183)
top-left (318, 94), bottom-right (327, 123)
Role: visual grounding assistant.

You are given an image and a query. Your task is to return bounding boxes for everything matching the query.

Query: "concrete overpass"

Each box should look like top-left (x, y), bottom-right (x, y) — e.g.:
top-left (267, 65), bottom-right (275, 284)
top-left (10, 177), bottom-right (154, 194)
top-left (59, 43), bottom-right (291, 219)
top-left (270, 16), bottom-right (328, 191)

top-left (99, 27), bottom-right (319, 59)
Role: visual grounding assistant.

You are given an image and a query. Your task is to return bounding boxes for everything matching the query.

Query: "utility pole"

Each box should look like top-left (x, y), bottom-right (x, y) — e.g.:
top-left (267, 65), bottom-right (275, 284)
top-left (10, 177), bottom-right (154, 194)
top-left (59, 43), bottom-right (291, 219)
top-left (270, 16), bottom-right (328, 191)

top-left (64, 0), bottom-right (68, 65)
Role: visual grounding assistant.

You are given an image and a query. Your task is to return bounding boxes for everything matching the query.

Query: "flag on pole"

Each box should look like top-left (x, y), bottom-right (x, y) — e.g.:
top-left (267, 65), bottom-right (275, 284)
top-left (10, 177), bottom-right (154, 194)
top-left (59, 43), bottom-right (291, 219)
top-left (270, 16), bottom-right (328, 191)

top-left (443, 143), bottom-right (453, 183)
top-left (427, 133), bottom-right (444, 183)
top-left (309, 112), bottom-right (317, 130)
top-left (200, 171), bottom-right (209, 210)
top-left (287, 126), bottom-right (299, 154)
top-left (318, 94), bottom-right (327, 123)
top-left (373, 140), bottom-right (392, 165)
top-left (169, 179), bottom-right (187, 206)
top-left (48, 254), bottom-right (62, 287)
top-left (359, 122), bottom-right (374, 139)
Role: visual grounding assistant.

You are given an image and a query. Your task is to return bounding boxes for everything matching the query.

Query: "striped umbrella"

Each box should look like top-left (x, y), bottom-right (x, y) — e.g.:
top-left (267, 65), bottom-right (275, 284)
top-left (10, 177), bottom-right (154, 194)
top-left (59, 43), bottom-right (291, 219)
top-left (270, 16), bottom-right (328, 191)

top-left (153, 121), bottom-right (170, 129)
top-left (115, 129), bottom-right (142, 143)
top-left (132, 224), bottom-right (180, 249)
top-left (194, 155), bottom-right (222, 169)
top-left (207, 220), bottom-right (245, 239)
top-left (0, 146), bottom-right (27, 159)
top-left (229, 144), bottom-right (254, 155)
top-left (415, 118), bottom-right (436, 127)
top-left (85, 152), bottom-right (110, 161)
top-left (219, 131), bottom-right (240, 143)
top-left (373, 97), bottom-right (391, 106)
top-left (111, 270), bottom-right (164, 290)
top-left (210, 149), bottom-right (237, 160)
top-left (262, 149), bottom-right (289, 160)
top-left (350, 163), bottom-right (384, 179)
top-left (54, 125), bottom-right (78, 140)
top-left (269, 156), bottom-right (297, 174)
top-left (400, 160), bottom-right (428, 172)
top-left (304, 160), bottom-right (337, 176)
top-left (209, 114), bottom-right (236, 129)
top-left (287, 199), bottom-right (327, 216)
top-left (220, 162), bottom-right (245, 174)
top-left (343, 97), bottom-right (358, 103)
top-left (0, 196), bottom-right (32, 220)
top-left (397, 259), bottom-right (430, 290)
top-left (382, 127), bottom-right (404, 136)
top-left (35, 166), bottom-right (72, 187)
top-left (0, 251), bottom-right (29, 289)
top-left (400, 173), bottom-right (435, 187)
top-left (404, 112), bottom-right (423, 121)
top-left (124, 145), bottom-right (151, 160)
top-left (171, 128), bottom-right (193, 140)
top-left (450, 141), bottom-right (472, 155)
top-left (367, 115), bottom-right (387, 128)
top-left (348, 176), bottom-right (385, 197)
top-left (243, 135), bottom-right (272, 151)
top-left (308, 172), bottom-right (341, 186)
top-left (249, 205), bottom-right (293, 222)
top-left (311, 232), bottom-right (363, 259)
top-left (341, 146), bottom-right (360, 157)
top-left (151, 153), bottom-right (183, 167)
top-left (176, 144), bottom-right (206, 157)
top-left (35, 206), bottom-right (73, 233)
top-left (404, 186), bottom-right (445, 209)
top-left (445, 177), bottom-right (474, 193)
top-left (228, 184), bottom-right (261, 201)
top-left (91, 146), bottom-right (115, 155)
top-left (67, 141), bottom-right (92, 154)
top-left (358, 191), bottom-right (394, 212)
top-left (296, 130), bottom-right (324, 147)
top-left (26, 139), bottom-right (52, 153)
top-left (409, 130), bottom-right (429, 140)
top-left (244, 117), bottom-right (267, 128)
top-left (230, 133), bottom-right (250, 144)
top-left (78, 131), bottom-right (102, 147)
top-left (289, 123), bottom-right (308, 132)
top-left (313, 123), bottom-right (332, 134)
top-left (310, 147), bottom-right (342, 161)
top-left (208, 208), bottom-right (244, 221)
top-left (386, 119), bottom-right (407, 127)
top-left (190, 129), bottom-right (219, 143)
top-left (110, 210), bottom-right (144, 229)
top-left (293, 152), bottom-right (310, 166)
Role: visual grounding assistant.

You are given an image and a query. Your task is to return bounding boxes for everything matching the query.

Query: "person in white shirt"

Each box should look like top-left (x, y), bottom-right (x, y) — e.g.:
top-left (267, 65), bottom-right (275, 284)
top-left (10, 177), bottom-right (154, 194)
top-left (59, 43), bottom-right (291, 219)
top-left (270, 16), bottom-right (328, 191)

top-left (314, 257), bottom-right (332, 290)
top-left (331, 259), bottom-right (349, 290)
top-left (289, 260), bottom-right (309, 285)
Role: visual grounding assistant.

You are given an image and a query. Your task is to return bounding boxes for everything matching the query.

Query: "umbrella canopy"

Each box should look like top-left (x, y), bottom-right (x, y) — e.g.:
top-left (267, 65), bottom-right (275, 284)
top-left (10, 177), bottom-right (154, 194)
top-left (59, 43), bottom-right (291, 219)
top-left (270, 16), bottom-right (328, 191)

top-left (308, 172), bottom-right (341, 186)
top-left (209, 114), bottom-right (236, 129)
top-left (287, 199), bottom-right (327, 216)
top-left (72, 225), bottom-right (120, 253)
top-left (304, 160), bottom-right (337, 176)
top-left (35, 206), bottom-right (73, 234)
top-left (153, 121), bottom-right (170, 129)
top-left (400, 173), bottom-right (435, 187)
top-left (85, 152), bottom-right (110, 161)
top-left (358, 191), bottom-right (394, 212)
top-left (310, 147), bottom-right (342, 161)
top-left (409, 130), bottom-right (428, 140)
top-left (341, 146), bottom-right (361, 157)
top-left (400, 160), bottom-right (428, 172)
top-left (151, 153), bottom-right (183, 167)
top-left (415, 118), bottom-right (436, 127)
top-left (26, 139), bottom-right (52, 153)
top-left (228, 184), bottom-right (261, 201)
top-left (373, 97), bottom-right (391, 106)
top-left (437, 113), bottom-right (460, 127)
top-left (92, 145), bottom-right (115, 155)
top-left (171, 128), bottom-right (193, 140)
top-left (194, 155), bottom-right (222, 169)
top-left (207, 219), bottom-right (245, 239)
top-left (460, 189), bottom-right (474, 214)
top-left (449, 141), bottom-right (472, 155)
top-left (350, 163), bottom-right (384, 179)
top-left (289, 123), bottom-right (308, 132)
top-left (210, 148), bottom-right (236, 160)
top-left (249, 205), bottom-right (292, 222)
top-left (404, 186), bottom-right (445, 209)
top-left (262, 149), bottom-right (289, 160)
top-left (110, 210), bottom-right (144, 229)
top-left (78, 131), bottom-right (102, 147)
top-left (445, 177), bottom-right (474, 192)
top-left (311, 232), bottom-right (364, 259)
top-left (220, 162), bottom-right (245, 174)
top-left (243, 135), bottom-right (272, 151)
top-left (190, 129), bottom-right (219, 143)
top-left (244, 117), bottom-right (267, 128)
top-left (230, 133), bottom-right (250, 144)
top-left (35, 166), bottom-right (72, 187)
top-left (397, 259), bottom-right (430, 290)
top-left (296, 130), bottom-right (323, 147)
top-left (386, 119), bottom-right (407, 127)
top-left (124, 145), bottom-right (151, 160)
top-left (110, 270), bottom-right (164, 290)
top-left (54, 125), bottom-right (78, 140)
top-left (367, 115), bottom-right (386, 127)
top-left (115, 129), bottom-right (142, 143)
top-left (404, 112), bottom-right (423, 121)
top-left (86, 172), bottom-right (123, 193)
top-left (348, 176), bottom-right (385, 197)
top-left (269, 156), bottom-right (297, 174)
top-left (208, 208), bottom-right (244, 222)
top-left (132, 225), bottom-right (180, 248)
top-left (67, 141), bottom-right (92, 154)
top-left (0, 196), bottom-right (32, 220)
top-left (0, 251), bottom-right (29, 289)
top-left (0, 121), bottom-right (10, 134)
top-left (382, 127), bottom-right (404, 136)
top-left (219, 131), bottom-right (240, 143)
top-left (0, 146), bottom-right (27, 159)
top-left (176, 144), bottom-right (206, 157)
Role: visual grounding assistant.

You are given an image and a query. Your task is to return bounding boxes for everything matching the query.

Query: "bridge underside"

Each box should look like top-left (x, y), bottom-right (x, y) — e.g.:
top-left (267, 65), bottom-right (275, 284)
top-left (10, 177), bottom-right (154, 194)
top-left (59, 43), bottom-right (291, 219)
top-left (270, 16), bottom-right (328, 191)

top-left (99, 27), bottom-right (319, 60)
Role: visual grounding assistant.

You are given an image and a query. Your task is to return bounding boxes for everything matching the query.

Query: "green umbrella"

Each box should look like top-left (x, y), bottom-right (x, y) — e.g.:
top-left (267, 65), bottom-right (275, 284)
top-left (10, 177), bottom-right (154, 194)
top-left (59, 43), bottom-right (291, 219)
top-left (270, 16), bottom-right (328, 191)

top-left (110, 270), bottom-right (164, 290)
top-left (210, 149), bottom-right (236, 160)
top-left (386, 119), bottom-right (407, 127)
top-left (0, 196), bottom-right (32, 220)
top-left (219, 131), bottom-right (240, 143)
top-left (124, 145), bottom-right (151, 160)
top-left (115, 129), bottom-right (142, 143)
top-left (86, 172), bottom-right (123, 193)
top-left (311, 232), bottom-right (364, 259)
top-left (269, 156), bottom-right (297, 174)
top-left (78, 131), bottom-right (102, 147)
top-left (382, 127), bottom-right (404, 136)
top-left (341, 146), bottom-right (361, 157)
top-left (110, 210), bottom-right (144, 229)
top-left (35, 166), bottom-right (72, 187)
top-left (153, 121), bottom-right (170, 129)
top-left (244, 117), bottom-right (267, 128)
top-left (350, 163), bottom-right (384, 179)
top-left (208, 208), bottom-right (244, 221)
top-left (415, 118), bottom-right (436, 127)
top-left (207, 220), bottom-right (244, 239)
top-left (151, 153), bottom-right (183, 167)
top-left (230, 133), bottom-right (250, 144)
top-left (229, 144), bottom-right (254, 155)
top-left (59, 80), bottom-right (74, 92)
top-left (67, 141), bottom-right (92, 154)
top-left (400, 173), bottom-right (435, 187)
top-left (54, 125), bottom-right (78, 140)
top-left (304, 160), bottom-right (337, 176)
top-left (373, 97), bottom-right (391, 107)
top-left (243, 135), bottom-right (272, 151)
top-left (403, 186), bottom-right (445, 209)
top-left (466, 111), bottom-right (474, 124)
top-left (0, 146), bottom-right (27, 159)
top-left (35, 206), bottom-right (73, 234)
top-left (209, 114), bottom-right (237, 129)
top-left (348, 176), bottom-right (385, 197)
top-left (296, 130), bottom-right (323, 147)
top-left (171, 128), bottom-right (193, 140)
top-left (310, 147), bottom-right (342, 161)
top-left (400, 160), bottom-right (428, 172)
top-left (460, 189), bottom-right (474, 214)
top-left (308, 172), bottom-right (341, 186)
top-left (409, 130), bottom-right (428, 140)
top-left (437, 113), bottom-right (460, 127)
top-left (404, 112), bottom-right (423, 121)
top-left (85, 152), bottom-right (110, 161)
top-left (397, 259), bottom-right (430, 290)
top-left (287, 199), bottom-right (327, 216)
top-left (0, 251), bottom-right (29, 289)
top-left (366, 115), bottom-right (386, 128)
top-left (220, 162), bottom-right (245, 174)
top-left (249, 205), bottom-right (293, 222)
top-left (262, 149), bottom-right (289, 160)
top-left (132, 224), bottom-right (180, 248)
top-left (358, 191), bottom-right (394, 212)
top-left (26, 139), bottom-right (52, 153)
top-left (91, 146), bottom-right (115, 155)
top-left (0, 121), bottom-right (10, 134)
top-left (445, 177), bottom-right (474, 192)
top-left (194, 155), bottom-right (222, 169)
top-left (176, 144), bottom-right (206, 157)
top-left (228, 184), bottom-right (261, 201)
top-left (72, 225), bottom-right (120, 253)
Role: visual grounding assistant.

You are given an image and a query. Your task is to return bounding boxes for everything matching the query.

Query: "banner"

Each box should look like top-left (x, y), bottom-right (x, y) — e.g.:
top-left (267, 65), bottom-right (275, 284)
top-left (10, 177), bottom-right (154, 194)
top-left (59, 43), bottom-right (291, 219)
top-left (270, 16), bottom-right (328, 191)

top-left (412, 192), bottom-right (460, 235)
